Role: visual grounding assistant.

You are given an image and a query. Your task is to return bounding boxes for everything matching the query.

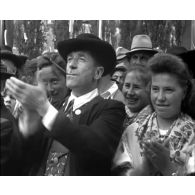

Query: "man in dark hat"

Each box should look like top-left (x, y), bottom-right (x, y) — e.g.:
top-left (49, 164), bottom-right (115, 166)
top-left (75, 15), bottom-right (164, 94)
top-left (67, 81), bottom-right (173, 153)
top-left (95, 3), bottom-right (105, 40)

top-left (6, 33), bottom-right (125, 176)
top-left (127, 34), bottom-right (158, 66)
top-left (0, 45), bottom-right (23, 175)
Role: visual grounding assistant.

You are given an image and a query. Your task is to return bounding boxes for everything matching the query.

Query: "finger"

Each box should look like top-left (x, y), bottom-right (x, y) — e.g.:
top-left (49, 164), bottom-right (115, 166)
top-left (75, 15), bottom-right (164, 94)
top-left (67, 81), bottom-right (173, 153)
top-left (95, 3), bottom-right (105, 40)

top-left (151, 141), bottom-right (164, 152)
top-left (163, 138), bottom-right (170, 148)
top-left (142, 147), bottom-right (156, 161)
top-left (6, 79), bottom-right (25, 102)
top-left (9, 77), bottom-right (26, 89)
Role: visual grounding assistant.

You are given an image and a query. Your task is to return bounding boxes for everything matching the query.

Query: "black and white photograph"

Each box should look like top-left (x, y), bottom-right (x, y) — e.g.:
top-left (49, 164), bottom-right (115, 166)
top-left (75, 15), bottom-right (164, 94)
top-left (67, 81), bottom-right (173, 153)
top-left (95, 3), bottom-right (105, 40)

top-left (0, 0), bottom-right (195, 195)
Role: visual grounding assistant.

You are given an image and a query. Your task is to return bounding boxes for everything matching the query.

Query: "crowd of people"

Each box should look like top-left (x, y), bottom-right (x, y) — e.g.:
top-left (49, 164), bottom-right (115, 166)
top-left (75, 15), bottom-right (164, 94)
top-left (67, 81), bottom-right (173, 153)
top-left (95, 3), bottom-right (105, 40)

top-left (1, 33), bottom-right (195, 176)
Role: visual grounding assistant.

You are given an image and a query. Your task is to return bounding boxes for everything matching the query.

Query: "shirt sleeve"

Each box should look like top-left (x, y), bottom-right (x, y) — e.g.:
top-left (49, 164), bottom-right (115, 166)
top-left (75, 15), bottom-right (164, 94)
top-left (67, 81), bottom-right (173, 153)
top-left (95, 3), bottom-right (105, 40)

top-left (42, 104), bottom-right (58, 131)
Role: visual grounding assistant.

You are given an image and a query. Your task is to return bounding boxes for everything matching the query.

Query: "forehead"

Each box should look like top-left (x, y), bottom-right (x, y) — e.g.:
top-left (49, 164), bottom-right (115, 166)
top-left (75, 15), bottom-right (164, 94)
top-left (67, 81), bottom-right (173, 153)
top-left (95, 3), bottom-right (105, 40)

top-left (152, 73), bottom-right (180, 87)
top-left (67, 51), bottom-right (92, 57)
top-left (37, 66), bottom-right (62, 79)
top-left (125, 71), bottom-right (145, 83)
top-left (131, 51), bottom-right (152, 58)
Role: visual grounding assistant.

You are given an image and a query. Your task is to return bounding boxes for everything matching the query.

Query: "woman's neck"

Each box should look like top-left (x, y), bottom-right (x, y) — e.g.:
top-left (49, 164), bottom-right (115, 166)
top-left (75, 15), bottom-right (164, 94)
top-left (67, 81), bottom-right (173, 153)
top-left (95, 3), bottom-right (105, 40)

top-left (156, 115), bottom-right (179, 130)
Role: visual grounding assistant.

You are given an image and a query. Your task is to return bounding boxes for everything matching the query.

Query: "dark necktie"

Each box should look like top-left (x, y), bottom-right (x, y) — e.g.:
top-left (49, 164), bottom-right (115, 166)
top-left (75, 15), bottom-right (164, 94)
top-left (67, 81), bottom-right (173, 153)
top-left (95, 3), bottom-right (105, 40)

top-left (63, 99), bottom-right (74, 120)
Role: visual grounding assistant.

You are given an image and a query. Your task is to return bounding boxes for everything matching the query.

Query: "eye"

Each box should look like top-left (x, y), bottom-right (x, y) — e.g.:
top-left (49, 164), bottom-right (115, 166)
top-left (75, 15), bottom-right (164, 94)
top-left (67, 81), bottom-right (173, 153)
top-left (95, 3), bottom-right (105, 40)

top-left (67, 56), bottom-right (73, 62)
top-left (51, 80), bottom-right (58, 85)
top-left (10, 95), bottom-right (16, 100)
top-left (78, 57), bottom-right (87, 62)
top-left (124, 83), bottom-right (130, 88)
top-left (165, 88), bottom-right (174, 93)
top-left (133, 85), bottom-right (141, 89)
top-left (132, 55), bottom-right (138, 60)
top-left (151, 86), bottom-right (159, 92)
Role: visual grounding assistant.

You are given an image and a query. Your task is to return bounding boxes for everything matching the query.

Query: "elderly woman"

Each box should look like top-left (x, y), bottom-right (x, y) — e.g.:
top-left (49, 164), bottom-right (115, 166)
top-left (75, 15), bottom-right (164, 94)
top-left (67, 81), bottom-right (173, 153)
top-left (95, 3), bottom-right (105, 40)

top-left (113, 53), bottom-right (195, 176)
top-left (112, 65), bottom-right (152, 175)
top-left (122, 65), bottom-right (152, 128)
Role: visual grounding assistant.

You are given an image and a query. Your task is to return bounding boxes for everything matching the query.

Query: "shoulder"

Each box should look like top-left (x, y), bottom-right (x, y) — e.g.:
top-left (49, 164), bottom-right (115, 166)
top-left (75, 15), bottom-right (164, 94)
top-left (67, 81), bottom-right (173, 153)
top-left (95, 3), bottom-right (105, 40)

top-left (93, 96), bottom-right (125, 111)
top-left (113, 89), bottom-right (125, 104)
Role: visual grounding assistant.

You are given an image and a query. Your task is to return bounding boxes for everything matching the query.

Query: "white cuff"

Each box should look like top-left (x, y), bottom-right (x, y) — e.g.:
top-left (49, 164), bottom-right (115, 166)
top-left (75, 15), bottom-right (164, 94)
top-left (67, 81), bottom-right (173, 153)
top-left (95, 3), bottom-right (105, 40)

top-left (42, 104), bottom-right (58, 131)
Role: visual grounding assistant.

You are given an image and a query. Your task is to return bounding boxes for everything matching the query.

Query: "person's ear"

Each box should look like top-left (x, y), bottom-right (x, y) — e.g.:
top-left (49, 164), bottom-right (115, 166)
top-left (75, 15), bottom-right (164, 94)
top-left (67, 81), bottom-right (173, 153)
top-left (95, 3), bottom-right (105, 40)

top-left (94, 66), bottom-right (104, 80)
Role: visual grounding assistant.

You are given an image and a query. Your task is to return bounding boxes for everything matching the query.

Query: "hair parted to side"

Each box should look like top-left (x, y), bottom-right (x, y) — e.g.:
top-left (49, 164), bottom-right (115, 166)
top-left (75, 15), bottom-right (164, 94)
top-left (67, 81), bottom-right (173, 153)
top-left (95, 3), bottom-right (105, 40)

top-left (147, 53), bottom-right (193, 114)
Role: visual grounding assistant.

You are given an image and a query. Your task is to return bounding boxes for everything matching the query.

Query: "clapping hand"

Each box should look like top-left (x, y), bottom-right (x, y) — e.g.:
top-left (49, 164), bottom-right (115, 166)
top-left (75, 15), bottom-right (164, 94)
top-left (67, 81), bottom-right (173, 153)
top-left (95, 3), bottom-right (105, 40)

top-left (142, 139), bottom-right (177, 175)
top-left (6, 77), bottom-right (51, 137)
top-left (6, 77), bottom-right (49, 116)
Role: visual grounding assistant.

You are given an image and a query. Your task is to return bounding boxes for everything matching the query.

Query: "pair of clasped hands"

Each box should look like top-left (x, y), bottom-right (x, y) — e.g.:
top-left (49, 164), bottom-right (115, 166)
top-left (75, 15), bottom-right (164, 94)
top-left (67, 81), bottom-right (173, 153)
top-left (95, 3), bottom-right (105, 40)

top-left (6, 77), bottom-right (50, 137)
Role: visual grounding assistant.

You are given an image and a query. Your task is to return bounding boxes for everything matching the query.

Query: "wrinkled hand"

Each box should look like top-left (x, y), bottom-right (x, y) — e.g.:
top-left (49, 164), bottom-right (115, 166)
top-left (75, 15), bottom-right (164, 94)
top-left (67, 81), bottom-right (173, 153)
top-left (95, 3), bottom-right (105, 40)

top-left (6, 77), bottom-right (50, 117)
top-left (142, 140), bottom-right (177, 175)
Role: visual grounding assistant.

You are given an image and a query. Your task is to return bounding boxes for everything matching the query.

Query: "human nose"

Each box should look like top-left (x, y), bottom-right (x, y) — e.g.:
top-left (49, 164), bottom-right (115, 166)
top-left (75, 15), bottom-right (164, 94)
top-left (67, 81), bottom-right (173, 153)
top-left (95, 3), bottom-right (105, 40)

top-left (127, 86), bottom-right (135, 96)
top-left (67, 58), bottom-right (78, 70)
top-left (156, 90), bottom-right (166, 102)
top-left (46, 83), bottom-right (54, 93)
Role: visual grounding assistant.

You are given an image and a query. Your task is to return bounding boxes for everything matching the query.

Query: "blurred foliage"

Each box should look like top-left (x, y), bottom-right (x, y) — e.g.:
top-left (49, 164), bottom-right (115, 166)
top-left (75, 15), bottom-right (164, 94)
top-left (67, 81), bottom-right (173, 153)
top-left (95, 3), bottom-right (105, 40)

top-left (13, 20), bottom-right (46, 59)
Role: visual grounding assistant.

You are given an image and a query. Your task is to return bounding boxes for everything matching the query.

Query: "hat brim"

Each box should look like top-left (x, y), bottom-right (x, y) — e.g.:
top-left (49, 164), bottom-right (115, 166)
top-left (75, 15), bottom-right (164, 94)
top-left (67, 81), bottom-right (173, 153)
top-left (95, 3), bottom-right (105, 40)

top-left (57, 38), bottom-right (116, 76)
top-left (114, 66), bottom-right (127, 72)
top-left (0, 72), bottom-right (15, 80)
top-left (127, 48), bottom-right (158, 57)
top-left (1, 52), bottom-right (22, 69)
top-left (117, 54), bottom-right (128, 61)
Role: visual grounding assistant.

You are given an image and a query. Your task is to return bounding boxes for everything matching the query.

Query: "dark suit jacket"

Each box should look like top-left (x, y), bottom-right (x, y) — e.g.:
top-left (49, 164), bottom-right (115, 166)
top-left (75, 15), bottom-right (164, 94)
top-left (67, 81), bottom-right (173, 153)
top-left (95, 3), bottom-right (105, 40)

top-left (0, 96), bottom-right (22, 175)
top-left (24, 96), bottom-right (125, 176)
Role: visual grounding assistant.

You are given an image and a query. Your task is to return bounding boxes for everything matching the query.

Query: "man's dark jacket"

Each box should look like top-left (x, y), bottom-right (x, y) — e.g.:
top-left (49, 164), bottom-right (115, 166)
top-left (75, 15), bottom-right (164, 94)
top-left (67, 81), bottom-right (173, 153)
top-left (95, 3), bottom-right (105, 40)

top-left (0, 96), bottom-right (22, 175)
top-left (23, 96), bottom-right (125, 176)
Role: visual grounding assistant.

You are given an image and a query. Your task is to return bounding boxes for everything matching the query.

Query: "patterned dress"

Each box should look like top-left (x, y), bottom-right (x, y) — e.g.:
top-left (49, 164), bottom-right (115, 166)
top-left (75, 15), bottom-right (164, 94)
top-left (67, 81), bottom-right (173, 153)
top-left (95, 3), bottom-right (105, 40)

top-left (113, 111), bottom-right (195, 175)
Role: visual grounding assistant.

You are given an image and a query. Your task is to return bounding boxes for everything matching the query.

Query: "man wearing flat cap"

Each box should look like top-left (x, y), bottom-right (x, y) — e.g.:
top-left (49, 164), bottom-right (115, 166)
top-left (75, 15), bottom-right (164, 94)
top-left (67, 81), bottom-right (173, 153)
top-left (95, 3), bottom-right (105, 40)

top-left (0, 45), bottom-right (24, 175)
top-left (127, 34), bottom-right (158, 67)
top-left (6, 33), bottom-right (125, 176)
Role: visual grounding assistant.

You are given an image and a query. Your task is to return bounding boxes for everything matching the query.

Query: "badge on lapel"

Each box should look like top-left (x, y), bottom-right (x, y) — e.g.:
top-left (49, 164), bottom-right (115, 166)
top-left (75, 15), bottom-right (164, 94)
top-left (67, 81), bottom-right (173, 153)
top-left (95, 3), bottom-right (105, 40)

top-left (75, 109), bottom-right (81, 115)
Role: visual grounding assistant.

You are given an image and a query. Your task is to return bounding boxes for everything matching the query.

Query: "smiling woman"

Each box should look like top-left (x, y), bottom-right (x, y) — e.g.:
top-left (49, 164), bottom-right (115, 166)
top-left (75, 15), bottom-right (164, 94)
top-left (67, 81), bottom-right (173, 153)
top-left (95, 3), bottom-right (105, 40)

top-left (113, 53), bottom-right (195, 176)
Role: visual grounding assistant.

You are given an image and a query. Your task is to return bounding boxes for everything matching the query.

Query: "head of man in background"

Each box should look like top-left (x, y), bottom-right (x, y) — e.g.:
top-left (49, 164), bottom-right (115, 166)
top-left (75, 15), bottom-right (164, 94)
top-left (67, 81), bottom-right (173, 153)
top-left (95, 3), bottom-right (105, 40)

top-left (36, 52), bottom-right (70, 109)
top-left (127, 34), bottom-right (158, 66)
top-left (116, 47), bottom-right (130, 70)
top-left (111, 63), bottom-right (127, 90)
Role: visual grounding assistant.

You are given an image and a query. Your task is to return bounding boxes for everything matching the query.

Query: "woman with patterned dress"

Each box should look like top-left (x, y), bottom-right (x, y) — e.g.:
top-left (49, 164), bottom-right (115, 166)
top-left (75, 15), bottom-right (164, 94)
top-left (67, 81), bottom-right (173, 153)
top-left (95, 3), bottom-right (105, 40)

top-left (112, 65), bottom-right (152, 175)
top-left (113, 53), bottom-right (195, 176)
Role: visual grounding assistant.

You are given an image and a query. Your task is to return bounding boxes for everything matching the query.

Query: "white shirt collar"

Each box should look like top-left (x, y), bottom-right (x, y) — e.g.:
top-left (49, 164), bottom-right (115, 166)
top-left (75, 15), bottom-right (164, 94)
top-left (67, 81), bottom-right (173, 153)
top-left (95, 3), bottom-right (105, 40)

top-left (101, 82), bottom-right (118, 99)
top-left (66, 88), bottom-right (99, 111)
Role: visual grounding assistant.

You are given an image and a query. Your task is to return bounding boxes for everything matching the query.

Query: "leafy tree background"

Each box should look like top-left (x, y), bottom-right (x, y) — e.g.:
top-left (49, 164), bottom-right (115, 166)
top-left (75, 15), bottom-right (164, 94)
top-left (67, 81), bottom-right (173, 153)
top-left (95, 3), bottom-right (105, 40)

top-left (12, 20), bottom-right (187, 58)
top-left (13, 20), bottom-right (46, 59)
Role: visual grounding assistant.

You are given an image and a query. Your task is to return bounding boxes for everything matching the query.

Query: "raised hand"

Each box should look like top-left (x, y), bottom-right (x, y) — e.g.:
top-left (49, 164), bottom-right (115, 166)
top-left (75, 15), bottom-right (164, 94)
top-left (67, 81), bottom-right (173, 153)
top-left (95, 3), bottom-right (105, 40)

top-left (6, 77), bottom-right (50, 116)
